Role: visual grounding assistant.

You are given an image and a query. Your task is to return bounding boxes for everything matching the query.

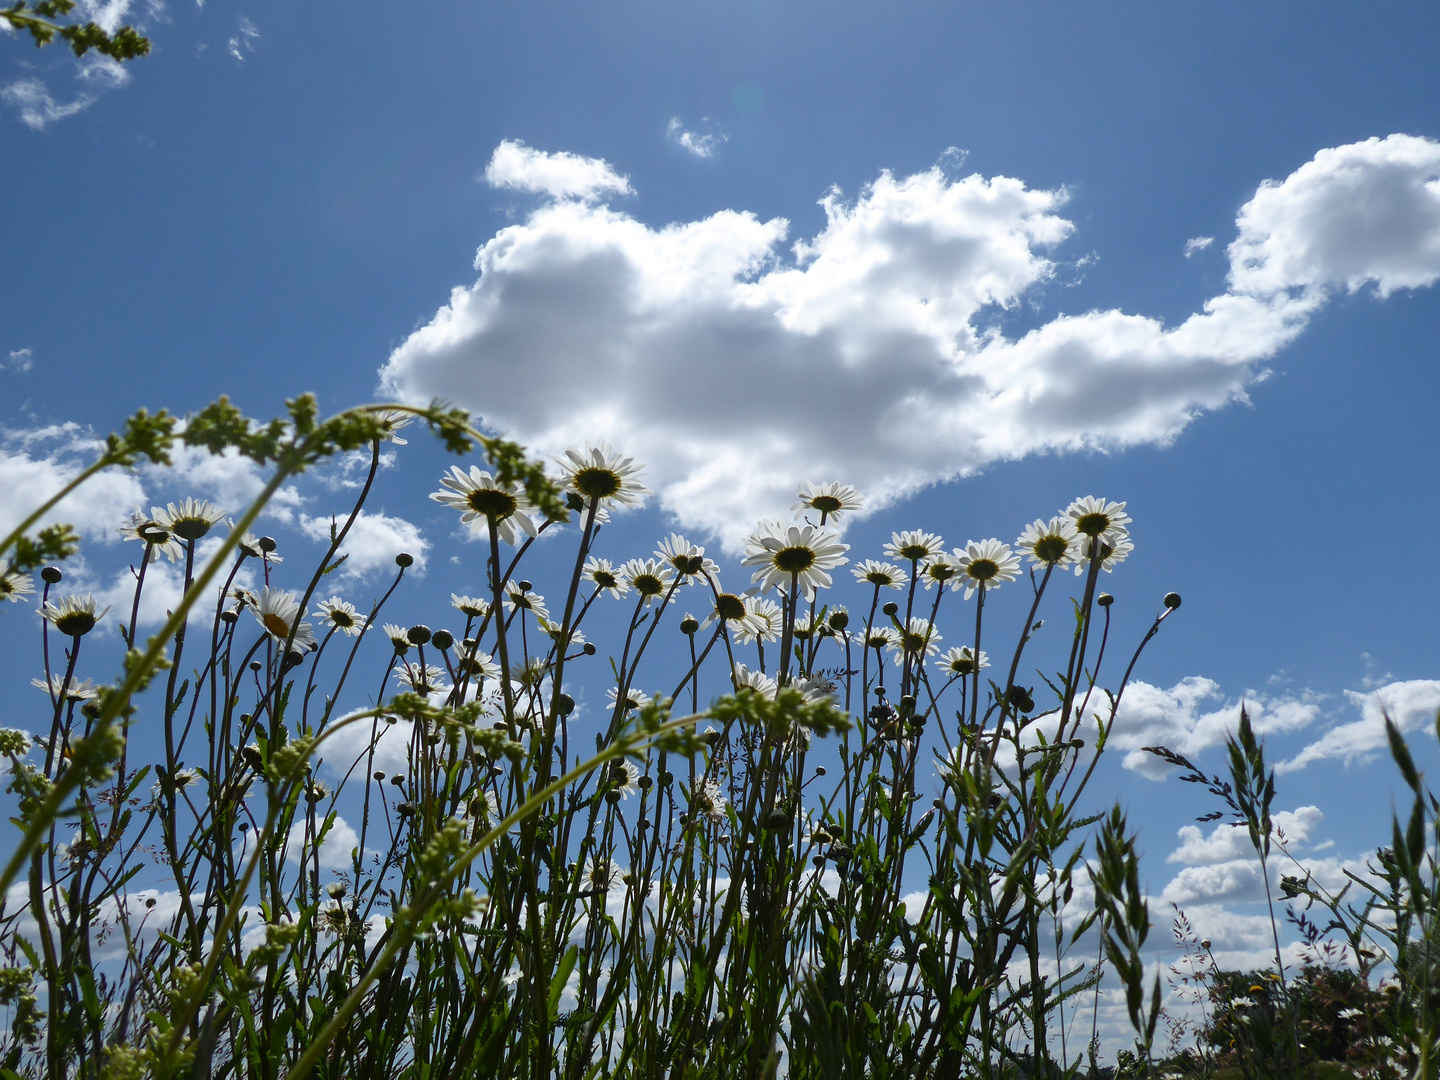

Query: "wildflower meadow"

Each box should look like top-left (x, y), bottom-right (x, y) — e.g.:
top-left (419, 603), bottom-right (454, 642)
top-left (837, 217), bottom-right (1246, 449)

top-left (0, 396), bottom-right (1435, 1080)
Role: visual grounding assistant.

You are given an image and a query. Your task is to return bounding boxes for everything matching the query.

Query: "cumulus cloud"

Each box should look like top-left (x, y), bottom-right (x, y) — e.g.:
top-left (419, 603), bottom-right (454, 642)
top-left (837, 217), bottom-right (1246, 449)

top-left (1167, 807), bottom-right (1323, 866)
top-left (286, 813), bottom-right (360, 872)
top-left (2, 78), bottom-right (96, 130)
top-left (667, 116), bottom-right (723, 159)
top-left (0, 424), bottom-right (146, 540)
top-left (299, 510), bottom-right (429, 579)
top-left (1279, 678), bottom-right (1440, 772)
top-left (484, 140), bottom-right (632, 202)
top-left (382, 134), bottom-right (1440, 549)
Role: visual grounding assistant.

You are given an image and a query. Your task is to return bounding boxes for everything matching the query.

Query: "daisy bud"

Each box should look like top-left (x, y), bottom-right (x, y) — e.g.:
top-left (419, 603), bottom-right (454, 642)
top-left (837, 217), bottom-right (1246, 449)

top-left (249, 661), bottom-right (262, 673)
top-left (258, 536), bottom-right (277, 553)
top-left (638, 774), bottom-right (653, 790)
top-left (221, 610), bottom-right (239, 624)
top-left (763, 808), bottom-right (791, 831)
top-left (1097, 593), bottom-right (1114, 608)
top-left (1164, 592), bottom-right (1182, 610)
top-left (680, 615), bottom-right (700, 635)
top-left (815, 766), bottom-right (826, 777)
top-left (407, 625), bottom-right (431, 646)
top-left (582, 642), bottom-right (597, 655)
top-left (41, 566), bottom-right (63, 584)
top-left (882, 602), bottom-right (899, 617)
top-left (395, 552), bottom-right (414, 568)
top-left (555, 694), bottom-right (575, 716)
top-left (518, 580), bottom-right (533, 592)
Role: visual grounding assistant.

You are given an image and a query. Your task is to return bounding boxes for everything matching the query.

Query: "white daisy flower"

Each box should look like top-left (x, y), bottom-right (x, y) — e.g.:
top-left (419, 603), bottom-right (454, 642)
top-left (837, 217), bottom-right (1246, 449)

top-left (503, 583), bottom-right (550, 620)
top-left (238, 533), bottom-right (283, 563)
top-left (653, 534), bottom-right (718, 580)
top-left (312, 596), bottom-right (365, 637)
top-left (32, 675), bottom-right (100, 701)
top-left (394, 663), bottom-right (449, 694)
top-left (153, 498), bottom-right (227, 542)
top-left (456, 643), bottom-right (501, 681)
top-left (603, 758), bottom-right (641, 798)
top-left (581, 856), bottom-right (623, 891)
top-left (793, 481), bottom-right (863, 524)
top-left (1065, 496), bottom-right (1131, 546)
top-left (732, 596), bottom-right (782, 645)
top-left (1082, 533), bottom-right (1134, 576)
top-left (619, 558), bottom-right (675, 605)
top-left (430, 466), bottom-right (539, 546)
top-left (954, 539), bottom-right (1022, 599)
top-left (556, 444), bottom-right (650, 508)
top-left (854, 625), bottom-right (899, 651)
top-left (537, 616), bottom-right (585, 651)
top-left (451, 594), bottom-right (490, 618)
top-left (689, 777), bottom-right (728, 824)
top-left (606, 686), bottom-right (653, 713)
top-left (919, 552), bottom-right (961, 590)
top-left (884, 530), bottom-right (944, 563)
top-left (253, 587), bottom-right (316, 650)
top-left (796, 674), bottom-right (837, 703)
top-left (741, 520), bottom-right (849, 598)
top-left (887, 617), bottom-right (942, 666)
top-left (40, 594), bottom-right (109, 638)
top-left (371, 408), bottom-right (412, 444)
top-left (582, 557), bottom-right (630, 599)
top-left (851, 559), bottom-right (907, 590)
top-left (0, 563), bottom-right (35, 603)
top-left (117, 511), bottom-right (183, 563)
top-left (733, 664), bottom-right (778, 699)
top-left (939, 646), bottom-right (989, 678)
top-left (382, 623), bottom-right (410, 651)
top-left (1015, 517), bottom-right (1080, 569)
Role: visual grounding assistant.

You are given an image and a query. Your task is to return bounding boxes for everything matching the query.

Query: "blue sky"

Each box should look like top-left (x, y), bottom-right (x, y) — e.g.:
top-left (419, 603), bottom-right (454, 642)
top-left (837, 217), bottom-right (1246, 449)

top-left (5, 0), bottom-right (1440, 1032)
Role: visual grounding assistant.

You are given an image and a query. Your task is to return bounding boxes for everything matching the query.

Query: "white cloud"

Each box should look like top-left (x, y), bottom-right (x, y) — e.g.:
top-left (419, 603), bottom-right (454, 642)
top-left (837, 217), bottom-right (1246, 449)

top-left (228, 15), bottom-right (258, 62)
top-left (76, 53), bottom-right (132, 90)
top-left (1183, 236), bottom-right (1213, 258)
top-left (382, 134), bottom-right (1440, 550)
top-left (286, 813), bottom-right (360, 872)
top-left (484, 140), bottom-right (633, 202)
top-left (1279, 678), bottom-right (1440, 772)
top-left (299, 510), bottom-right (429, 579)
top-left (2, 78), bottom-right (96, 130)
top-left (6, 348), bottom-right (33, 373)
top-left (155, 443), bottom-right (303, 523)
top-left (77, 0), bottom-right (134, 33)
top-left (0, 424), bottom-right (146, 541)
top-left (667, 116), bottom-right (723, 159)
top-left (1167, 807), bottom-right (1323, 866)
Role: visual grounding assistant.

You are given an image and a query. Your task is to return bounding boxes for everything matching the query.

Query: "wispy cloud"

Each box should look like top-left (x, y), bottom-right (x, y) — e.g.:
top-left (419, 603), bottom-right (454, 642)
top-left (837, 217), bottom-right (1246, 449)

top-left (6, 348), bottom-right (33, 373)
top-left (667, 116), bottom-right (724, 159)
top-left (2, 78), bottom-right (96, 130)
top-left (484, 139), bottom-right (632, 202)
top-left (228, 15), bottom-right (258, 62)
top-left (1183, 235), bottom-right (1214, 257)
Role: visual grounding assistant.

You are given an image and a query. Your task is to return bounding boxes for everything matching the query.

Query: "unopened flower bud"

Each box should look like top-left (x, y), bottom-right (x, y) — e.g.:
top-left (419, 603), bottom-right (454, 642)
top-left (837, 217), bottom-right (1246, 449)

top-left (582, 642), bottom-right (597, 655)
top-left (430, 629), bottom-right (454, 651)
top-left (41, 566), bottom-right (62, 585)
top-left (882, 602), bottom-right (899, 618)
top-left (395, 552), bottom-right (414, 568)
top-left (1097, 593), bottom-right (1114, 608)
top-left (1164, 592), bottom-right (1182, 610)
top-left (680, 615), bottom-right (700, 635)
top-left (406, 625), bottom-right (431, 646)
top-left (258, 536), bottom-right (277, 553)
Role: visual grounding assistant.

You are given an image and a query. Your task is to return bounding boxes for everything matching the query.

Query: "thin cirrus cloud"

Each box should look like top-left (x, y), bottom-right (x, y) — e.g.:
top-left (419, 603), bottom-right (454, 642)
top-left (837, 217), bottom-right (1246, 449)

top-left (381, 134), bottom-right (1440, 551)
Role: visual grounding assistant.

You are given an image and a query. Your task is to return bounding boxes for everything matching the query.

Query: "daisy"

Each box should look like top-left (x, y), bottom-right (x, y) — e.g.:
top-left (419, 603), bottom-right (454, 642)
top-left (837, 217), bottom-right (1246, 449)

top-left (582, 557), bottom-right (630, 599)
top-left (689, 777), bottom-right (728, 824)
top-left (604, 759), bottom-right (641, 798)
top-left (732, 596), bottom-right (782, 645)
top-left (455, 643), bottom-right (501, 681)
top-left (851, 559), bottom-right (907, 590)
top-left (32, 675), bottom-right (100, 701)
top-left (430, 466), bottom-right (539, 546)
top-left (855, 625), bottom-right (899, 652)
top-left (1014, 517), bottom-right (1080, 569)
top-left (919, 552), bottom-right (960, 590)
top-left (254, 588), bottom-right (316, 650)
top-left (153, 498), bottom-right (227, 542)
top-left (117, 511), bottom-right (183, 563)
top-left (619, 558), bottom-right (675, 605)
top-left (954, 539), bottom-right (1022, 599)
top-left (939, 647), bottom-right (990, 678)
top-left (382, 623), bottom-right (410, 652)
top-left (793, 481), bottom-right (863, 524)
top-left (884, 530), bottom-right (944, 563)
top-left (1065, 497), bottom-right (1131, 545)
top-left (741, 520), bottom-right (849, 598)
top-left (451, 594), bottom-right (490, 619)
top-left (733, 664), bottom-right (778, 699)
top-left (312, 597), bottom-right (365, 637)
top-left (1086, 534), bottom-right (1134, 575)
top-left (393, 664), bottom-right (449, 694)
top-left (537, 616), bottom-right (585, 651)
top-left (503, 582), bottom-right (550, 621)
top-left (796, 674), bottom-right (837, 704)
top-left (887, 617), bottom-right (942, 666)
top-left (581, 856), bottom-right (622, 891)
top-left (0, 563), bottom-right (34, 603)
top-left (371, 408), bottom-right (412, 445)
top-left (238, 533), bottom-right (283, 563)
top-left (556, 444), bottom-right (650, 508)
top-left (653, 534), bottom-right (718, 580)
top-left (606, 686), bottom-right (652, 713)
top-left (826, 606), bottom-right (850, 633)
top-left (791, 613), bottom-right (816, 640)
top-left (40, 594), bottom-right (109, 638)
top-left (228, 587), bottom-right (259, 611)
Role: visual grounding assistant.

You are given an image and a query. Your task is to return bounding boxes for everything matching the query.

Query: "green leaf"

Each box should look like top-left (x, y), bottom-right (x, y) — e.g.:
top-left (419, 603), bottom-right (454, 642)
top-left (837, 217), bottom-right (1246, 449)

top-left (548, 945), bottom-right (579, 1020)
